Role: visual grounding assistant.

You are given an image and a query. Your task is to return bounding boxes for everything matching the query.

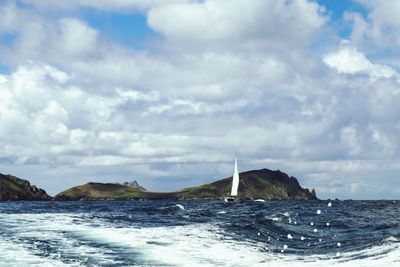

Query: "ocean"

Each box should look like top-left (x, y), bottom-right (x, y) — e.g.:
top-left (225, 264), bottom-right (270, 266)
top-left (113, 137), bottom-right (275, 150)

top-left (0, 200), bottom-right (398, 266)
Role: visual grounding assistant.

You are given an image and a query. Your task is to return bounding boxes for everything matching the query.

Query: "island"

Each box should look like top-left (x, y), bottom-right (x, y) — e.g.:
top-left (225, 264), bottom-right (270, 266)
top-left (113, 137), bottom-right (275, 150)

top-left (55, 168), bottom-right (317, 201)
top-left (0, 173), bottom-right (51, 200)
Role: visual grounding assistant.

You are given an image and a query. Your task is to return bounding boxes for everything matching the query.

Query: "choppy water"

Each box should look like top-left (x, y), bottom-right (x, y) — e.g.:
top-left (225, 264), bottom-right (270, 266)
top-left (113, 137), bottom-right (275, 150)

top-left (0, 200), bottom-right (399, 266)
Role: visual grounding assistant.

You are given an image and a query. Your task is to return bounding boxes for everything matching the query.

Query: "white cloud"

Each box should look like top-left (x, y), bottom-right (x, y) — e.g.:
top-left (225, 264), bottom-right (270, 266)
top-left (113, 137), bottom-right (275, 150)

top-left (0, 64), bottom-right (158, 163)
top-left (0, 2), bottom-right (20, 34)
top-left (1, 1), bottom-right (400, 199)
top-left (58, 18), bottom-right (98, 57)
top-left (147, 0), bottom-right (326, 51)
top-left (20, 0), bottom-right (193, 12)
top-left (344, 12), bottom-right (369, 44)
top-left (357, 0), bottom-right (400, 35)
top-left (324, 40), bottom-right (397, 79)
top-left (347, 1), bottom-right (400, 59)
top-left (340, 126), bottom-right (362, 156)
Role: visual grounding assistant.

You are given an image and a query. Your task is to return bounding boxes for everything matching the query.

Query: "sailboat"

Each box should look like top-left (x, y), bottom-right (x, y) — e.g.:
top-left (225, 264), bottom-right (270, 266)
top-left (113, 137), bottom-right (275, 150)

top-left (224, 156), bottom-right (239, 202)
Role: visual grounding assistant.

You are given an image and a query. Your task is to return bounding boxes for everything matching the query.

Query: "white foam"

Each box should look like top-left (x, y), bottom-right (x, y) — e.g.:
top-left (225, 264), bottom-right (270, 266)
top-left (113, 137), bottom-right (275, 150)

top-left (0, 236), bottom-right (72, 267)
top-left (0, 213), bottom-right (399, 267)
top-left (175, 204), bottom-right (185, 210)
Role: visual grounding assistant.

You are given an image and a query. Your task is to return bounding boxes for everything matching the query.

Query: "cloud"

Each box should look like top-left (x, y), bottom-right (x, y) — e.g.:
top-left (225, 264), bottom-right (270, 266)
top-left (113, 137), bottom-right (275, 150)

top-left (0, 2), bottom-right (21, 34)
top-left (343, 12), bottom-right (369, 44)
top-left (147, 0), bottom-right (326, 51)
top-left (345, 0), bottom-right (400, 65)
top-left (357, 0), bottom-right (400, 38)
top-left (20, 0), bottom-right (193, 12)
top-left (1, 1), bottom-right (400, 199)
top-left (324, 40), bottom-right (397, 79)
top-left (58, 18), bottom-right (98, 57)
top-left (0, 64), bottom-right (159, 164)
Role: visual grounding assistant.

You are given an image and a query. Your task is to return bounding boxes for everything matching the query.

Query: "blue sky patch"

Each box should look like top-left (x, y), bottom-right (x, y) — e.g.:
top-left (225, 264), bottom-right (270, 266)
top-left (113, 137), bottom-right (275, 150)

top-left (0, 33), bottom-right (17, 44)
top-left (82, 10), bottom-right (156, 51)
top-left (317, 0), bottom-right (367, 21)
top-left (317, 0), bottom-right (368, 38)
top-left (0, 64), bottom-right (10, 74)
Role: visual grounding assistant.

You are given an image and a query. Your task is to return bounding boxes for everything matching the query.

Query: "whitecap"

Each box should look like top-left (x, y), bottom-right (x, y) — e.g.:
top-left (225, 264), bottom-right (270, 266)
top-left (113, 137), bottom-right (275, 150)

top-left (1, 212), bottom-right (400, 267)
top-left (175, 204), bottom-right (185, 210)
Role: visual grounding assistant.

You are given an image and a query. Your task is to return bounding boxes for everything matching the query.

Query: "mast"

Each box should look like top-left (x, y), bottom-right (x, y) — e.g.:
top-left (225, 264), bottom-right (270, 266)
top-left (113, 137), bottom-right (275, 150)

top-left (230, 155), bottom-right (239, 196)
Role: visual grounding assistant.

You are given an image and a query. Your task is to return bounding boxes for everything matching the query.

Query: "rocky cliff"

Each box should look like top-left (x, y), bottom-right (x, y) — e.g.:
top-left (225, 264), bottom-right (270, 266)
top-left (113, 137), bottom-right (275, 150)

top-left (0, 173), bottom-right (51, 200)
top-left (176, 169), bottom-right (316, 200)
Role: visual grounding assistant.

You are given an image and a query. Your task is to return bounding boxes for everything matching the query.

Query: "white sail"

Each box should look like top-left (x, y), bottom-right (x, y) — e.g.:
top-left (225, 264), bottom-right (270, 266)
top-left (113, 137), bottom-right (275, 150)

top-left (230, 156), bottom-right (239, 196)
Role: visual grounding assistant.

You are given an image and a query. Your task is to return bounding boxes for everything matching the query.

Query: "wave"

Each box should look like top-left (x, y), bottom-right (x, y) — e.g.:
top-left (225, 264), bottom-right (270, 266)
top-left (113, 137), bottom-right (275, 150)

top-left (0, 212), bottom-right (399, 266)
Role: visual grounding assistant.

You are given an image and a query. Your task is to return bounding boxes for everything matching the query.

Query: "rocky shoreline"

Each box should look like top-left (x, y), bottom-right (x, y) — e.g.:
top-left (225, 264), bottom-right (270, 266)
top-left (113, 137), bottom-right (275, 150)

top-left (0, 168), bottom-right (317, 201)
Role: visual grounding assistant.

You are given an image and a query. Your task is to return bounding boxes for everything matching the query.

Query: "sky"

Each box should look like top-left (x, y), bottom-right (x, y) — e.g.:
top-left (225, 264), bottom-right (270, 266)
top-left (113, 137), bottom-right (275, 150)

top-left (0, 0), bottom-right (400, 199)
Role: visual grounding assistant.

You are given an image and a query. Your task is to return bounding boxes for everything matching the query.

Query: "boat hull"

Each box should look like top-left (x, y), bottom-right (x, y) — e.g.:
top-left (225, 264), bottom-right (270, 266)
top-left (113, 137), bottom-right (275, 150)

top-left (224, 196), bottom-right (236, 202)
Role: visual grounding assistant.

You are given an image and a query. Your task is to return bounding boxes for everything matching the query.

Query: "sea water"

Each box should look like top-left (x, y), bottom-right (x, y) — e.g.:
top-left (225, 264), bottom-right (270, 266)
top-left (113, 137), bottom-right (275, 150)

top-left (0, 200), bottom-right (399, 266)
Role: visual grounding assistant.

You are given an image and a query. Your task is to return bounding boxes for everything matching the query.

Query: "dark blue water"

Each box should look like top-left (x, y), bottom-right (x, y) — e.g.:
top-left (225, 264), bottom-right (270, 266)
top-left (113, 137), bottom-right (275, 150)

top-left (0, 200), bottom-right (399, 266)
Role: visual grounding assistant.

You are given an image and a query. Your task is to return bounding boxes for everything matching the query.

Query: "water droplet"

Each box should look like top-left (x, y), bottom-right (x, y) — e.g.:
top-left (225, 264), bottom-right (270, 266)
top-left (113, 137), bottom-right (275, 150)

top-left (287, 234), bottom-right (293, 239)
top-left (283, 244), bottom-right (288, 250)
top-left (328, 202), bottom-right (332, 207)
top-left (300, 236), bottom-right (305, 241)
top-left (326, 222), bottom-right (330, 226)
top-left (317, 210), bottom-right (321, 215)
top-left (257, 232), bottom-right (260, 236)
top-left (314, 228), bottom-right (318, 233)
top-left (337, 242), bottom-right (341, 247)
top-left (319, 239), bottom-right (322, 242)
top-left (310, 222), bottom-right (314, 226)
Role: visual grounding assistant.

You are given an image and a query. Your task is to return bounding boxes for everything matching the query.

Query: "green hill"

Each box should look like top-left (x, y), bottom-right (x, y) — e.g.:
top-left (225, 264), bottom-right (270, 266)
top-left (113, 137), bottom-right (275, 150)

top-left (55, 168), bottom-right (317, 200)
top-left (176, 168), bottom-right (316, 200)
top-left (0, 173), bottom-right (51, 200)
top-left (55, 182), bottom-right (176, 200)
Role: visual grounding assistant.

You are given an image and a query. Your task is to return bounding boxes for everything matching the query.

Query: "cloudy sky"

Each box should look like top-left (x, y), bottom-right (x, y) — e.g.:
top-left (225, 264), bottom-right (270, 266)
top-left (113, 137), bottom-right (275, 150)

top-left (0, 0), bottom-right (399, 199)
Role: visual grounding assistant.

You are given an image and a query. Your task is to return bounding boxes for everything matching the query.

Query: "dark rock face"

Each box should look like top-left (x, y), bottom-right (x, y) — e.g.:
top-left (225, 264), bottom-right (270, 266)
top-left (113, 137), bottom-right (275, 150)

top-left (0, 173), bottom-right (51, 201)
top-left (311, 188), bottom-right (317, 198)
top-left (121, 180), bottom-right (147, 191)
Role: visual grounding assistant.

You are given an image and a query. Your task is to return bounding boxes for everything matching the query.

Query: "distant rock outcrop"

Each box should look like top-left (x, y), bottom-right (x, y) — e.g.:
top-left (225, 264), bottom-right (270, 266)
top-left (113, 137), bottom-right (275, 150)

top-left (0, 173), bottom-right (51, 200)
top-left (121, 180), bottom-right (146, 191)
top-left (311, 188), bottom-right (317, 198)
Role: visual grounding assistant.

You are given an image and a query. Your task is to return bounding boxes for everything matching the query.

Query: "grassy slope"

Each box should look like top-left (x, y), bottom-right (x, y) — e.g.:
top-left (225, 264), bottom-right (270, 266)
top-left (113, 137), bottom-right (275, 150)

top-left (56, 182), bottom-right (177, 200)
top-left (175, 169), bottom-right (313, 200)
top-left (56, 169), bottom-right (316, 200)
